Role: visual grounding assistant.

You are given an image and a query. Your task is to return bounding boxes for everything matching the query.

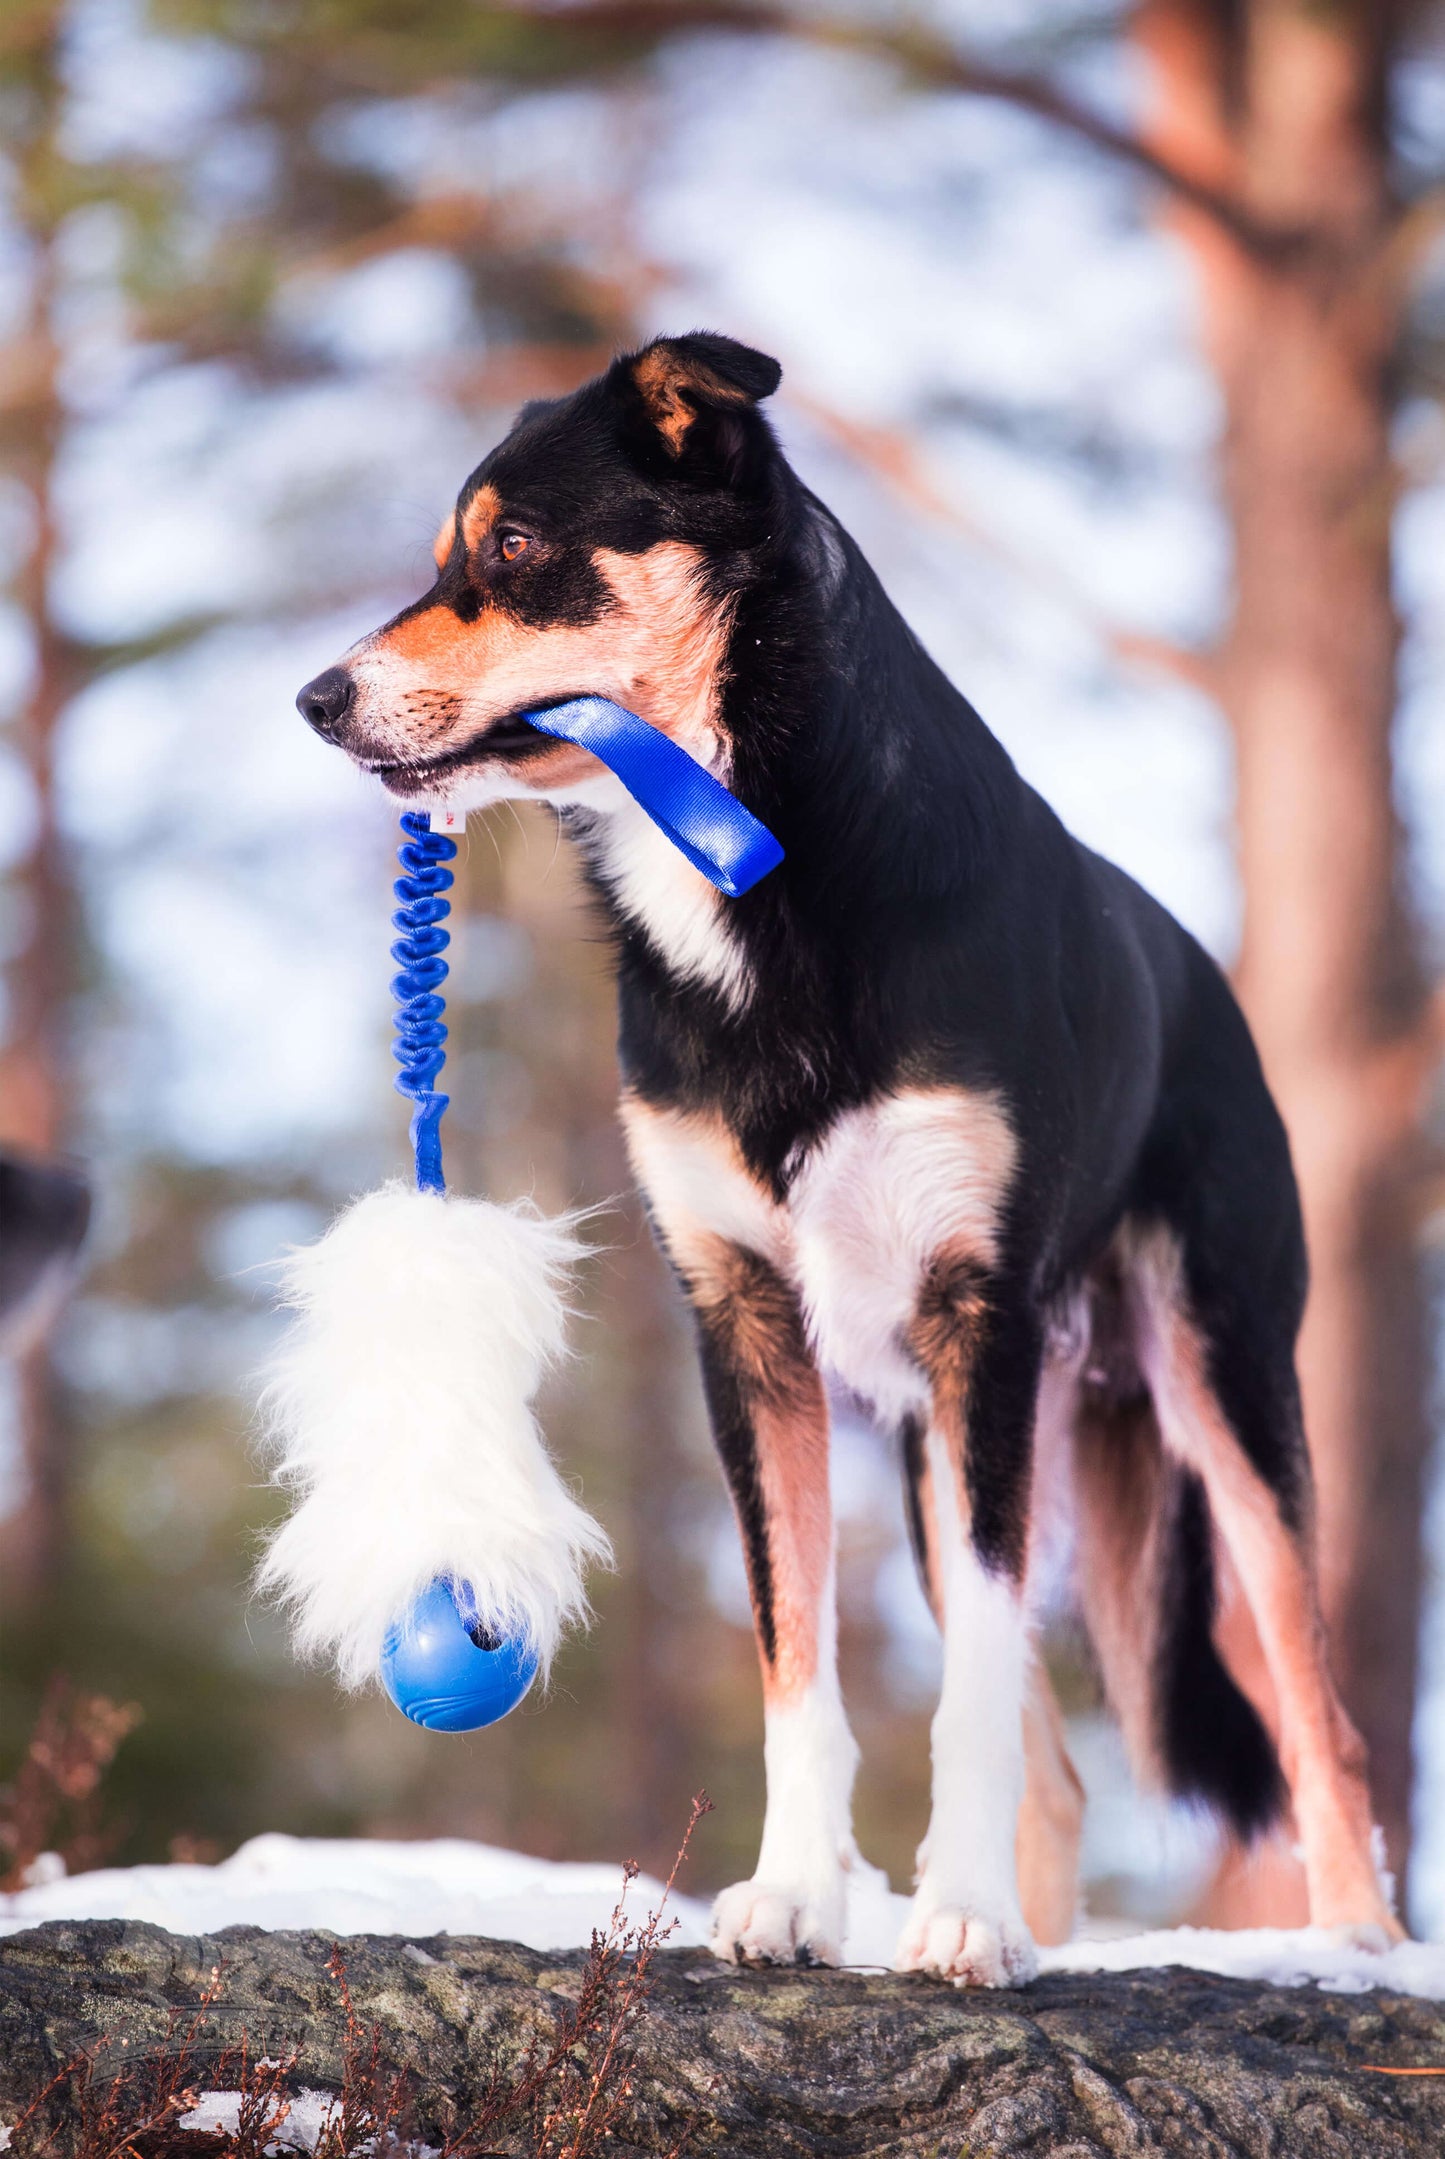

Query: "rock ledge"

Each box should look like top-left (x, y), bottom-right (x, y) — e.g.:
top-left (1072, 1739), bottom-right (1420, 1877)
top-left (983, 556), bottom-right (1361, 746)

top-left (3, 1919), bottom-right (1444, 2156)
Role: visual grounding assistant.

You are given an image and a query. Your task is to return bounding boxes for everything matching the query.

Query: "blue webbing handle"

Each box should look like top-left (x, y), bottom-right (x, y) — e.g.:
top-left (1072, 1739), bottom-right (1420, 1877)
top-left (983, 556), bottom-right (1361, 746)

top-left (524, 695), bottom-right (784, 898)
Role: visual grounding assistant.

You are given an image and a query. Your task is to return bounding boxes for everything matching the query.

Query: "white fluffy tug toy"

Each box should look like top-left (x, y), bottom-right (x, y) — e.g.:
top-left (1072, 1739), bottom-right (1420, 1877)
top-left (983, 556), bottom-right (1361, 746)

top-left (259, 698), bottom-right (784, 1731)
top-left (258, 809), bottom-right (608, 1728)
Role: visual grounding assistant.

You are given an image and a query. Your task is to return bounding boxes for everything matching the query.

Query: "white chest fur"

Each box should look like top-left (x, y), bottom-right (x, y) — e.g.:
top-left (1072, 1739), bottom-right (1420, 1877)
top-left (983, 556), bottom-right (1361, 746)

top-left (585, 795), bottom-right (755, 1012)
top-left (622, 1087), bottom-right (1018, 1422)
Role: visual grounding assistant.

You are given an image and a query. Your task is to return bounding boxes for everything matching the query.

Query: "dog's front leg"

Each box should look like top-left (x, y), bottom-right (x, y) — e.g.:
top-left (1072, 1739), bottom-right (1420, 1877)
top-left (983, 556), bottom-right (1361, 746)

top-left (688, 1242), bottom-right (859, 1968)
top-left (896, 1261), bottom-right (1041, 1987)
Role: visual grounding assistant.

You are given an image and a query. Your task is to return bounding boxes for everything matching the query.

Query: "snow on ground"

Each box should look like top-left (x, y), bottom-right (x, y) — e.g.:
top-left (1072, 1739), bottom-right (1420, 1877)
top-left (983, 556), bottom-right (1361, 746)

top-left (4, 1834), bottom-right (1445, 1997)
top-left (0, 1834), bottom-right (711, 1955)
top-left (178, 2089), bottom-right (342, 2155)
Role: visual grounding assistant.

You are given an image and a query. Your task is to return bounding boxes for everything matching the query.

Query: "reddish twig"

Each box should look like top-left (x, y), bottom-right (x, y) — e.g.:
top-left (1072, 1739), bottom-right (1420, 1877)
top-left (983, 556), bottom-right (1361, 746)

top-left (0, 1675), bottom-right (142, 1891)
top-left (440, 1791), bottom-right (714, 2159)
top-left (6, 1965), bottom-right (298, 2159)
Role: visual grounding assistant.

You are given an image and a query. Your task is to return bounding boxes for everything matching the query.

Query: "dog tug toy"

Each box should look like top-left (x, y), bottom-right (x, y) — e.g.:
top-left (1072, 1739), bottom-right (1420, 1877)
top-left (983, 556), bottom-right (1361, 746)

top-left (258, 697), bottom-right (782, 1731)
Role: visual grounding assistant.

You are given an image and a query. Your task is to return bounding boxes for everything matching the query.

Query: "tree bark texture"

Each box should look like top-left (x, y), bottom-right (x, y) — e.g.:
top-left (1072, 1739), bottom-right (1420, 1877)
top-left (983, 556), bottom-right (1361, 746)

top-left (1137, 0), bottom-right (1440, 1913)
top-left (0, 15), bottom-right (81, 1612)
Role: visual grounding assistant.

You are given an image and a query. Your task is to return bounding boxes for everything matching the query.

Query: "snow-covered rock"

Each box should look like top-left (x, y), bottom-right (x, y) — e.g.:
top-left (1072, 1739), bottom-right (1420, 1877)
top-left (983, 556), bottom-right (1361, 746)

top-left (4, 1832), bottom-right (1445, 1996)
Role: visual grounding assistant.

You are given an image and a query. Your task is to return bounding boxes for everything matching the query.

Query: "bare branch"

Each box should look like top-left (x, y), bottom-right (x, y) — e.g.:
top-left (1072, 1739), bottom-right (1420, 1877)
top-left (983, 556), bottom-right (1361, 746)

top-left (797, 393), bottom-right (1218, 689)
top-left (1110, 627), bottom-right (1221, 696)
top-left (516, 0), bottom-right (1291, 257)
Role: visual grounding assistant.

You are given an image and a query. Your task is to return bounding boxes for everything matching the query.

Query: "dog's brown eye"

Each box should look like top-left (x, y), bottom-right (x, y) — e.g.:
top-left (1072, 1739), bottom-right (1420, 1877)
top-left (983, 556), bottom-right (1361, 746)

top-left (499, 531), bottom-right (530, 562)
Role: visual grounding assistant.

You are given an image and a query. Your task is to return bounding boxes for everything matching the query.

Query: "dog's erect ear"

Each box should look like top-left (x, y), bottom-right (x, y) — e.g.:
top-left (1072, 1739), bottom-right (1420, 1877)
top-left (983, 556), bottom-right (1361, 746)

top-left (626, 333), bottom-right (782, 442)
top-left (609, 332), bottom-right (781, 488)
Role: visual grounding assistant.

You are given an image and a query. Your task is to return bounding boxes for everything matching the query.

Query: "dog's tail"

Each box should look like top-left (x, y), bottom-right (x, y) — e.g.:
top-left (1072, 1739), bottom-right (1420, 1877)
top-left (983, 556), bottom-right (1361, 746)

top-left (1071, 1375), bottom-right (1285, 1843)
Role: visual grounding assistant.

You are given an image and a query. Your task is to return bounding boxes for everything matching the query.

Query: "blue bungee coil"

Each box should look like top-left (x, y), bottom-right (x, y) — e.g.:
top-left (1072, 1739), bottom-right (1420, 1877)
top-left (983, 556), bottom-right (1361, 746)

top-left (390, 809), bottom-right (458, 1197)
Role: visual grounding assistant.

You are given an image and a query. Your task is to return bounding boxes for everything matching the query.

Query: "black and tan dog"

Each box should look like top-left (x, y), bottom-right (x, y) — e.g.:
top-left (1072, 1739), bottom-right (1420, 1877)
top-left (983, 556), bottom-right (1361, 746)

top-left (297, 333), bottom-right (1399, 1984)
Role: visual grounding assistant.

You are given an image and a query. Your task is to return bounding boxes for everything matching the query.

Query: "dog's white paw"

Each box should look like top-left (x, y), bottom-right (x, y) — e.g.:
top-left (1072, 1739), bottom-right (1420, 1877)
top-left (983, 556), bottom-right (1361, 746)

top-left (1321, 1917), bottom-right (1405, 1955)
top-left (710, 1878), bottom-right (844, 1968)
top-left (893, 1897), bottom-right (1037, 1988)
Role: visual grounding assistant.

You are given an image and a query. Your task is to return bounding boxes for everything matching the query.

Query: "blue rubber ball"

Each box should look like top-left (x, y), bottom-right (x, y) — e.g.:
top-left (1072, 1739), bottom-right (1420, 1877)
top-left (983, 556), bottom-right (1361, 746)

top-left (380, 1579), bottom-right (539, 1732)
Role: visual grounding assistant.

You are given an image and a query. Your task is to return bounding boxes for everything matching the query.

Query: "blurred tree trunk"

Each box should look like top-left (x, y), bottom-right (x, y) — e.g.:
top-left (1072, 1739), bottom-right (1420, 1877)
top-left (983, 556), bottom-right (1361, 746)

top-left (0, 10), bottom-right (79, 1611)
top-left (1138, 0), bottom-right (1439, 1915)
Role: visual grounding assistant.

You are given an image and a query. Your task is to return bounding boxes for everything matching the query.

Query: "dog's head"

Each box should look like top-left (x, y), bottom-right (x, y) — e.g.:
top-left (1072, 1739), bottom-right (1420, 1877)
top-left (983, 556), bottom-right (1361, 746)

top-left (297, 333), bottom-right (783, 807)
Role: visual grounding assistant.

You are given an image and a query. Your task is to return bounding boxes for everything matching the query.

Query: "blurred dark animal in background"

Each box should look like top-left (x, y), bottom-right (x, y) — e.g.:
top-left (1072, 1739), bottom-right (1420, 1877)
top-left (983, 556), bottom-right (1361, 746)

top-left (0, 1151), bottom-right (90, 1358)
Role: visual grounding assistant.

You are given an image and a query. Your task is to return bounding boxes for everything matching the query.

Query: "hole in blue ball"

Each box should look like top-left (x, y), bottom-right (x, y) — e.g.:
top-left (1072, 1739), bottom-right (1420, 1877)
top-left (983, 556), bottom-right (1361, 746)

top-left (380, 1579), bottom-right (538, 1733)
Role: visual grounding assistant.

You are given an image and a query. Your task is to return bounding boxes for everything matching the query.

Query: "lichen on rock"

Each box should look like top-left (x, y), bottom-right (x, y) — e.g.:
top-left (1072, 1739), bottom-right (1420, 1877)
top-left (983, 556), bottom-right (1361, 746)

top-left (3, 1920), bottom-right (1444, 2156)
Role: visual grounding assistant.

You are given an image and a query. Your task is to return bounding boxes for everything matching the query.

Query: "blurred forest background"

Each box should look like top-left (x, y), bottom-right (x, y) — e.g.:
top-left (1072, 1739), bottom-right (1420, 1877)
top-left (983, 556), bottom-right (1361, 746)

top-left (2, 0), bottom-right (1444, 1935)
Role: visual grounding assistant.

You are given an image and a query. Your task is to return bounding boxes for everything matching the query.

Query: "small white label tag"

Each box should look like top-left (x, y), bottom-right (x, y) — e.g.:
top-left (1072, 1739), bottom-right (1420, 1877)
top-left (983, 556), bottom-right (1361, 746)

top-left (434, 804), bottom-right (464, 835)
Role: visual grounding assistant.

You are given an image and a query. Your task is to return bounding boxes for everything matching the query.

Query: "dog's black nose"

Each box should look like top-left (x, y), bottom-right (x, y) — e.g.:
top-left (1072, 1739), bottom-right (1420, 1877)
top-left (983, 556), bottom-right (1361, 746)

top-left (297, 667), bottom-right (355, 737)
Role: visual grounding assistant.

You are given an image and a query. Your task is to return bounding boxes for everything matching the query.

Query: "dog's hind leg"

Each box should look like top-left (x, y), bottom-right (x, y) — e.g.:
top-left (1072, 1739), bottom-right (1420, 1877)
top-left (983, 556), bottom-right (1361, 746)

top-left (686, 1240), bottom-right (858, 1967)
top-left (1072, 1340), bottom-right (1287, 1853)
top-left (1132, 1225), bottom-right (1401, 1943)
top-left (1017, 1661), bottom-right (1084, 1947)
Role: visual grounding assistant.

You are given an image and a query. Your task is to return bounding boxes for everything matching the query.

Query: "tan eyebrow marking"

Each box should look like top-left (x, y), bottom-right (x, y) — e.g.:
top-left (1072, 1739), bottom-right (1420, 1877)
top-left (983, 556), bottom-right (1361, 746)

top-left (460, 481), bottom-right (502, 554)
top-left (431, 511), bottom-right (456, 571)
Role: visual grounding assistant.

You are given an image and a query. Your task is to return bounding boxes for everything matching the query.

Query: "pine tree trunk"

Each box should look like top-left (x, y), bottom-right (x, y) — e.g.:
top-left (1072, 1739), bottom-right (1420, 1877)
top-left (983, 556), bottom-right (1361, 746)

top-left (0, 18), bottom-right (79, 1612)
top-left (1138, 0), bottom-right (1437, 1911)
